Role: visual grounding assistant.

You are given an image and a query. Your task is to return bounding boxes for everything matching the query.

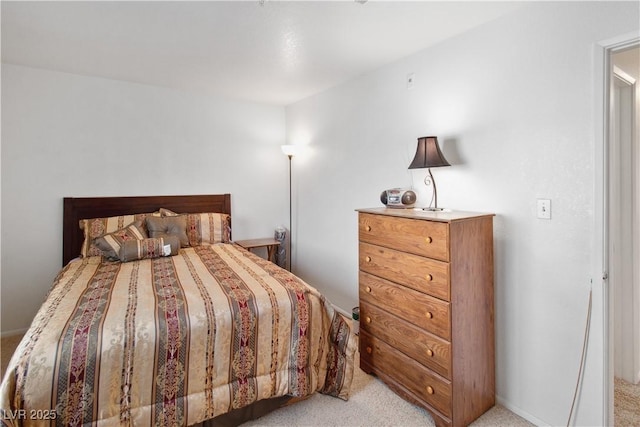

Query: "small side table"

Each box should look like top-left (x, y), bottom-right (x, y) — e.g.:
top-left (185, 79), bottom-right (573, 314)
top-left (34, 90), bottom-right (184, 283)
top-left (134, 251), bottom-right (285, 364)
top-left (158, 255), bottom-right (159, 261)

top-left (235, 238), bottom-right (281, 263)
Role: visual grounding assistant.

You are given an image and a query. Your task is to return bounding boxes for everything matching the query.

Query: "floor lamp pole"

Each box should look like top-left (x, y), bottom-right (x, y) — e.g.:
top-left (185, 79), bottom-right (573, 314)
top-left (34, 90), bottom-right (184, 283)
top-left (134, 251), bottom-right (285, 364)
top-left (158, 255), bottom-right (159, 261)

top-left (287, 154), bottom-right (292, 272)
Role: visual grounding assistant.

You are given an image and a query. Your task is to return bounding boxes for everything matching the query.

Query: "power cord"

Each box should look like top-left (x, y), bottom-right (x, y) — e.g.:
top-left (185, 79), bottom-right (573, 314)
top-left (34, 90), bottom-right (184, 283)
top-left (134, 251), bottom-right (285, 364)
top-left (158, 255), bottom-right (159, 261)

top-left (566, 286), bottom-right (593, 426)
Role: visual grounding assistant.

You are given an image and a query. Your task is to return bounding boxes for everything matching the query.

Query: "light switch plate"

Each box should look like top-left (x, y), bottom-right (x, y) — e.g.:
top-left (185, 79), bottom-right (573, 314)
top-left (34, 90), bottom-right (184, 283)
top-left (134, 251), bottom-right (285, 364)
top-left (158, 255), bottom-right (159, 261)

top-left (407, 73), bottom-right (415, 89)
top-left (537, 199), bottom-right (551, 219)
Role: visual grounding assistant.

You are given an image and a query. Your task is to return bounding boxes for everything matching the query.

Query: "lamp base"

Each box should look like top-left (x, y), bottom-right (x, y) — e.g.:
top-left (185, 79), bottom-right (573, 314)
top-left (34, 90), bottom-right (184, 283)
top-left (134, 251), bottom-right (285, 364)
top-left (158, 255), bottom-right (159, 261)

top-left (420, 207), bottom-right (451, 212)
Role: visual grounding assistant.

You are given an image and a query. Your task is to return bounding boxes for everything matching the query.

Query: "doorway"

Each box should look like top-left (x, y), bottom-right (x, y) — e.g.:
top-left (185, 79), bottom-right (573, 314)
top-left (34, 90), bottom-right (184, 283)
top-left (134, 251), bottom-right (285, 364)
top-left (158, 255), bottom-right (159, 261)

top-left (608, 44), bottom-right (639, 424)
top-left (610, 49), bottom-right (639, 386)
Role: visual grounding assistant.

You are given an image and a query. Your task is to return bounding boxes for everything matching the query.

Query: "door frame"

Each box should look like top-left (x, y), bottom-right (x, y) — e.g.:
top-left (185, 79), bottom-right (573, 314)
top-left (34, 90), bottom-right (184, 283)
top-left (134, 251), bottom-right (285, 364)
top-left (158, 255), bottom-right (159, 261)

top-left (594, 32), bottom-right (640, 427)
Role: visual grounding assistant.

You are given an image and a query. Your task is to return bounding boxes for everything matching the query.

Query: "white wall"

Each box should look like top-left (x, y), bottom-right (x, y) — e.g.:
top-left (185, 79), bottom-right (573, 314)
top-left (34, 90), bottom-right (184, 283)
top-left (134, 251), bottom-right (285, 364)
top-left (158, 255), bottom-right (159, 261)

top-left (1, 64), bottom-right (288, 334)
top-left (285, 2), bottom-right (639, 426)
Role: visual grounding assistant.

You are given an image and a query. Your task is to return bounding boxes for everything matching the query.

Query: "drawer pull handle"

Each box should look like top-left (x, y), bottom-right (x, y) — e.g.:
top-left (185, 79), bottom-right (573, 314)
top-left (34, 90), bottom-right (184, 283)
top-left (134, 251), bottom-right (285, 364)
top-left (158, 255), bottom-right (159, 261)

top-left (365, 225), bottom-right (371, 231)
top-left (365, 256), bottom-right (372, 262)
top-left (426, 386), bottom-right (434, 395)
top-left (365, 286), bottom-right (372, 293)
top-left (427, 349), bottom-right (434, 357)
top-left (366, 346), bottom-right (373, 354)
top-left (365, 316), bottom-right (371, 324)
top-left (425, 236), bottom-right (433, 244)
top-left (426, 311), bottom-right (433, 319)
top-left (426, 274), bottom-right (433, 281)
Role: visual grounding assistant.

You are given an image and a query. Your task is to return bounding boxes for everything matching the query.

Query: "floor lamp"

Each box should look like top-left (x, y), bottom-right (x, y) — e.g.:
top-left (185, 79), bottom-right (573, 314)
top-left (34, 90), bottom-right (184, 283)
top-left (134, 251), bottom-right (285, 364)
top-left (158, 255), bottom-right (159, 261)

top-left (281, 145), bottom-right (296, 271)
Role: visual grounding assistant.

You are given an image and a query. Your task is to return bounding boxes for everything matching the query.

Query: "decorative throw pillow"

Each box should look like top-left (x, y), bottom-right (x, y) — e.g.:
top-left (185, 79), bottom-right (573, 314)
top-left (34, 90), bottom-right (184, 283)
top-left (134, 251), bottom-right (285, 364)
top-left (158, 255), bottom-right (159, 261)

top-left (185, 212), bottom-right (231, 246)
top-left (92, 221), bottom-right (148, 260)
top-left (118, 235), bottom-right (181, 262)
top-left (158, 208), bottom-right (231, 246)
top-left (79, 213), bottom-right (155, 257)
top-left (146, 215), bottom-right (189, 247)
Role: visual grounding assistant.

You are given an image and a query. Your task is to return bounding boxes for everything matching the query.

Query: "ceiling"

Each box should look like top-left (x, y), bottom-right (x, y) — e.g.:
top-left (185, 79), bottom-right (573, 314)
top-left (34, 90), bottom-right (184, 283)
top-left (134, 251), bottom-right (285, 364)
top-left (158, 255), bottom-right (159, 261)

top-left (1, 1), bottom-right (524, 106)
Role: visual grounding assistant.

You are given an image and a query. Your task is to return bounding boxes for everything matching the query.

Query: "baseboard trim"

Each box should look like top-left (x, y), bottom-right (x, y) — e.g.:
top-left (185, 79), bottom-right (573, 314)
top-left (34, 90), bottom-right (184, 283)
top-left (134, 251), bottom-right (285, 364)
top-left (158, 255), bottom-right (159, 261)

top-left (496, 395), bottom-right (549, 426)
top-left (1, 328), bottom-right (28, 339)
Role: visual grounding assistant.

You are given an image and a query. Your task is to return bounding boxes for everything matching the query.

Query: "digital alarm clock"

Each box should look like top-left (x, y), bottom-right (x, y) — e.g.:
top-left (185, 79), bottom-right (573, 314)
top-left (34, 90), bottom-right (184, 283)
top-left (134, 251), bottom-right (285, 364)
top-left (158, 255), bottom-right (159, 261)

top-left (380, 188), bottom-right (417, 208)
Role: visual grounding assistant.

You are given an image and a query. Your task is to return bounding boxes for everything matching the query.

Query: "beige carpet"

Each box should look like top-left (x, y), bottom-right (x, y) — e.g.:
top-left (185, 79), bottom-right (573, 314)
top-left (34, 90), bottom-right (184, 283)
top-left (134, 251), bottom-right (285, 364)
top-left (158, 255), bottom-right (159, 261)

top-left (615, 376), bottom-right (640, 427)
top-left (3, 334), bottom-right (636, 426)
top-left (1, 334), bottom-right (23, 379)
top-left (243, 359), bottom-right (533, 427)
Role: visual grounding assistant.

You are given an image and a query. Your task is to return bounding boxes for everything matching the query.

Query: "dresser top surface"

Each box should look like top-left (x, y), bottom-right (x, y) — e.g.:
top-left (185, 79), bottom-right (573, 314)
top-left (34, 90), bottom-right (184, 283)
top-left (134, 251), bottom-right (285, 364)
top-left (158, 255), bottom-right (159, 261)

top-left (356, 207), bottom-right (494, 222)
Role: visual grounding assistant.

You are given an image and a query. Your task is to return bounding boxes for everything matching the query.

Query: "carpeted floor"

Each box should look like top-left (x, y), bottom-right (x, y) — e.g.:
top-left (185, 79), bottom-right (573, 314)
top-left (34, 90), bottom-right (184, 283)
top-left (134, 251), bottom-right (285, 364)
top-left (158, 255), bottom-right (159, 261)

top-left (1, 334), bottom-right (23, 379)
top-left (241, 358), bottom-right (534, 427)
top-left (1, 334), bottom-right (638, 426)
top-left (615, 376), bottom-right (640, 427)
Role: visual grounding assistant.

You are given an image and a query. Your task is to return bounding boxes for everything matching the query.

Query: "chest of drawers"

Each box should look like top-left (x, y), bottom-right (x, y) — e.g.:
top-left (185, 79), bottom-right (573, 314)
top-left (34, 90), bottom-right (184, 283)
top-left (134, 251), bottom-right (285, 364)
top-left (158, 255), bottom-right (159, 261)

top-left (357, 208), bottom-right (495, 427)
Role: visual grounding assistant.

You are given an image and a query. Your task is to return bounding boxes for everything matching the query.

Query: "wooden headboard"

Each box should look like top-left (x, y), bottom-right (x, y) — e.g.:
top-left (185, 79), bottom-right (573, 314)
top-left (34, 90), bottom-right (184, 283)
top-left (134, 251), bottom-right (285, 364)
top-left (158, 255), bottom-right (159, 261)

top-left (63, 194), bottom-right (231, 266)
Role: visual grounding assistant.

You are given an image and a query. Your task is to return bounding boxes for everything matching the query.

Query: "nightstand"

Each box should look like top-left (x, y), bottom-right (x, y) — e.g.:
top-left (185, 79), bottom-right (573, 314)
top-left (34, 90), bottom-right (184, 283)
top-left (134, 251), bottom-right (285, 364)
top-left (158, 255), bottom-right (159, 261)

top-left (235, 238), bottom-right (281, 263)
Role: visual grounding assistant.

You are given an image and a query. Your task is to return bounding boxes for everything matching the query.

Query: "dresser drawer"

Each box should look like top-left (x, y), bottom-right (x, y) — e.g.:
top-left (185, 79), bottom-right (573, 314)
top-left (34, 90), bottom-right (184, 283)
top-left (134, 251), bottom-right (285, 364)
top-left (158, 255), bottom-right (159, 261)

top-left (359, 242), bottom-right (450, 301)
top-left (359, 302), bottom-right (451, 378)
top-left (359, 213), bottom-right (449, 262)
top-left (360, 330), bottom-right (452, 418)
top-left (359, 272), bottom-right (450, 340)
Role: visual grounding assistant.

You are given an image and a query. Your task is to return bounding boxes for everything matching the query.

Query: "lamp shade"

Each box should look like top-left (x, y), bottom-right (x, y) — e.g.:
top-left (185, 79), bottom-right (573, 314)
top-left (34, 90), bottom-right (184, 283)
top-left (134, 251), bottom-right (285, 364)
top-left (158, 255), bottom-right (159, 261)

top-left (281, 145), bottom-right (297, 157)
top-left (408, 136), bottom-right (450, 169)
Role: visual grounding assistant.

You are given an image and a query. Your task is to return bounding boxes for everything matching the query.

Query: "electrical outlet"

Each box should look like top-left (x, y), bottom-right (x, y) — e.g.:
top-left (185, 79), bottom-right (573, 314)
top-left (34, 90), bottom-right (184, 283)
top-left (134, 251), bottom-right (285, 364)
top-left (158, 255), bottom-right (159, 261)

top-left (407, 73), bottom-right (415, 89)
top-left (537, 199), bottom-right (551, 219)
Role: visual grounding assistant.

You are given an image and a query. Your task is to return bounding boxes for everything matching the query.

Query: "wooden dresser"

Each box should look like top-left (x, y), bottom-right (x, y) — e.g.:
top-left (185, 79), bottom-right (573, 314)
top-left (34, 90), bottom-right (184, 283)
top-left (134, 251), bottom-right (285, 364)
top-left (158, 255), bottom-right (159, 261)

top-left (357, 208), bottom-right (495, 427)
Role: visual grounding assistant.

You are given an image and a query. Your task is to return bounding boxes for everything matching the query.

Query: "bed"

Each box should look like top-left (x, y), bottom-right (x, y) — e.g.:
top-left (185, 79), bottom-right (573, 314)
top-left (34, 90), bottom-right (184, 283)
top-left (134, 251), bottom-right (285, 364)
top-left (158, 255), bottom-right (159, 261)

top-left (1, 194), bottom-right (356, 426)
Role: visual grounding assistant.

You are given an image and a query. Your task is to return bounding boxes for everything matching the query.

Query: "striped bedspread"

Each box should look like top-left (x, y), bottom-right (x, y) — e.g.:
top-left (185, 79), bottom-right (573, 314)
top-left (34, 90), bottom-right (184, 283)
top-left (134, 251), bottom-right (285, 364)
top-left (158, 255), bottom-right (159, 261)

top-left (0, 244), bottom-right (356, 426)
